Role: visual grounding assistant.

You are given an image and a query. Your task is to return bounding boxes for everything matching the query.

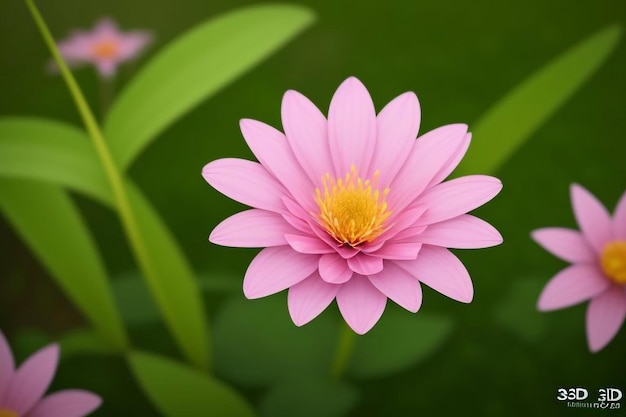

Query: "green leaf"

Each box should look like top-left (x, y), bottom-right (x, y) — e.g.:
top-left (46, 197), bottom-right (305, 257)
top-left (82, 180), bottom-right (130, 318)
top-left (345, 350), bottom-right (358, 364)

top-left (59, 328), bottom-right (119, 359)
top-left (0, 179), bottom-right (127, 350)
top-left (260, 378), bottom-right (359, 417)
top-left (347, 306), bottom-right (453, 379)
top-left (128, 350), bottom-right (256, 417)
top-left (112, 271), bottom-right (161, 326)
top-left (456, 25), bottom-right (621, 175)
top-left (112, 270), bottom-right (240, 327)
top-left (494, 277), bottom-right (548, 344)
top-left (0, 117), bottom-right (209, 368)
top-left (0, 117), bottom-right (112, 204)
top-left (104, 4), bottom-right (315, 170)
top-left (126, 182), bottom-right (210, 370)
top-left (213, 296), bottom-right (335, 387)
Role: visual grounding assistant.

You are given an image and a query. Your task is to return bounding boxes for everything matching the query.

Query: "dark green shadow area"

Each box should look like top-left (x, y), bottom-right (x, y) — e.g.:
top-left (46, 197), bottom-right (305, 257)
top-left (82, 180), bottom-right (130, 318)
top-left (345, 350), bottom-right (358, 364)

top-left (1, 0), bottom-right (625, 416)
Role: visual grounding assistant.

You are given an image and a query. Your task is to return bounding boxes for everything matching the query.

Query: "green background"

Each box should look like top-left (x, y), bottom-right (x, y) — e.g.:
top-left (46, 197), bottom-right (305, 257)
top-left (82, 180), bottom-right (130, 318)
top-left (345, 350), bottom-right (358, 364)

top-left (1, 0), bottom-right (625, 416)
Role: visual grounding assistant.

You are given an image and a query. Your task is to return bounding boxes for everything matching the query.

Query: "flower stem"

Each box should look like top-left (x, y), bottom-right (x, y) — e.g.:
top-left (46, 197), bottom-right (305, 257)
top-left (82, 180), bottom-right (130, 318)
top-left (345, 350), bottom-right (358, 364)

top-left (24, 0), bottom-right (209, 369)
top-left (99, 76), bottom-right (114, 121)
top-left (331, 320), bottom-right (356, 379)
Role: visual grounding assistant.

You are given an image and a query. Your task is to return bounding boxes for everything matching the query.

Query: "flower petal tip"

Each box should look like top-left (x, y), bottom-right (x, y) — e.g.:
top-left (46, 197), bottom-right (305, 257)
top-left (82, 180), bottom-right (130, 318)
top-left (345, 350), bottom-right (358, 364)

top-left (536, 289), bottom-right (558, 312)
top-left (41, 343), bottom-right (61, 364)
top-left (242, 286), bottom-right (260, 300)
top-left (459, 293), bottom-right (474, 304)
top-left (336, 76), bottom-right (369, 97)
top-left (239, 118), bottom-right (253, 131)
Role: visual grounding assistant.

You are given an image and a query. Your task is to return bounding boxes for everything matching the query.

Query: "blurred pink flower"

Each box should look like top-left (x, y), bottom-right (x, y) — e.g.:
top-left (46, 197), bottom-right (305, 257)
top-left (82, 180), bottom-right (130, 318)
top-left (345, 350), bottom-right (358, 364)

top-left (203, 77), bottom-right (503, 334)
top-left (0, 331), bottom-right (101, 417)
top-left (55, 18), bottom-right (151, 78)
top-left (533, 184), bottom-right (626, 352)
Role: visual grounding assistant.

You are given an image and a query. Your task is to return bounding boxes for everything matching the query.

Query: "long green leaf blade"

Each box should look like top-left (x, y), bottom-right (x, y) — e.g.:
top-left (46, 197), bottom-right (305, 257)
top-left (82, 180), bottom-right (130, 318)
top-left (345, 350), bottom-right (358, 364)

top-left (457, 25), bottom-right (621, 175)
top-left (128, 350), bottom-right (256, 417)
top-left (0, 117), bottom-right (209, 368)
top-left (0, 179), bottom-right (127, 350)
top-left (126, 182), bottom-right (210, 370)
top-left (0, 118), bottom-right (112, 204)
top-left (104, 4), bottom-right (315, 170)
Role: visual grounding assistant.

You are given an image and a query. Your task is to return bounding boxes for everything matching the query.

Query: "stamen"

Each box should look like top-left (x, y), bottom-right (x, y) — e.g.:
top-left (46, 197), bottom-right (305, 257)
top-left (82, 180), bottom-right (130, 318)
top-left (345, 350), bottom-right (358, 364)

top-left (601, 241), bottom-right (626, 285)
top-left (92, 40), bottom-right (119, 59)
top-left (314, 165), bottom-right (391, 247)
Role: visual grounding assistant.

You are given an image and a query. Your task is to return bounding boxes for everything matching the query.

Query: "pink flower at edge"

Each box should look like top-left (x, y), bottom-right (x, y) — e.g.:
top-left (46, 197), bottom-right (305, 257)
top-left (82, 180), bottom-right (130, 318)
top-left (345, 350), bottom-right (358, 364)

top-left (0, 330), bottom-right (101, 417)
top-left (202, 77), bottom-right (503, 334)
top-left (55, 18), bottom-right (152, 78)
top-left (532, 184), bottom-right (626, 352)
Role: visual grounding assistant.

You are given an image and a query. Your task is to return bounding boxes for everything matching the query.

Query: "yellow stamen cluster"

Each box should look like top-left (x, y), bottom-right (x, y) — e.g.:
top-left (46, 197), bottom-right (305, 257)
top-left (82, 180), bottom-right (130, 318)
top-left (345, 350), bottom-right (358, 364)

top-left (0, 409), bottom-right (18, 417)
top-left (315, 165), bottom-right (391, 247)
top-left (92, 40), bottom-right (119, 59)
top-left (601, 241), bottom-right (626, 285)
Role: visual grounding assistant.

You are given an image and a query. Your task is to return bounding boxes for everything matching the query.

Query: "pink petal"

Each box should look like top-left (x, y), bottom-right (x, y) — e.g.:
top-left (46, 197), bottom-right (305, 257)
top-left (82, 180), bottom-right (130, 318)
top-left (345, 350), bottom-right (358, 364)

top-left (240, 119), bottom-right (315, 211)
top-left (202, 158), bottom-right (286, 213)
top-left (283, 200), bottom-right (360, 261)
top-left (243, 247), bottom-right (319, 299)
top-left (613, 189), bottom-right (626, 240)
top-left (391, 225), bottom-right (427, 241)
top-left (117, 32), bottom-right (152, 60)
top-left (209, 209), bottom-right (296, 247)
top-left (369, 92), bottom-right (420, 185)
top-left (428, 132), bottom-right (471, 187)
top-left (281, 90), bottom-right (334, 183)
top-left (3, 344), bottom-right (59, 415)
top-left (368, 242), bottom-right (422, 260)
top-left (531, 227), bottom-right (596, 263)
top-left (413, 175), bottom-right (503, 226)
top-left (282, 196), bottom-right (312, 221)
top-left (288, 272), bottom-right (340, 326)
top-left (336, 275), bottom-right (387, 334)
top-left (416, 215), bottom-right (503, 249)
top-left (26, 390), bottom-right (102, 417)
top-left (376, 206), bottom-right (428, 242)
top-left (571, 184), bottom-right (612, 253)
top-left (285, 234), bottom-right (334, 254)
top-left (0, 330), bottom-right (15, 399)
top-left (397, 246), bottom-right (473, 303)
top-left (347, 255), bottom-right (384, 275)
top-left (360, 239), bottom-right (386, 253)
top-left (389, 124), bottom-right (468, 212)
top-left (368, 262), bottom-right (422, 312)
top-left (328, 77), bottom-right (377, 176)
top-left (281, 212), bottom-right (311, 234)
top-left (319, 254), bottom-right (353, 284)
top-left (586, 286), bottom-right (626, 352)
top-left (93, 18), bottom-right (119, 37)
top-left (95, 60), bottom-right (117, 78)
top-left (305, 222), bottom-right (360, 259)
top-left (537, 264), bottom-right (610, 311)
top-left (57, 38), bottom-right (93, 61)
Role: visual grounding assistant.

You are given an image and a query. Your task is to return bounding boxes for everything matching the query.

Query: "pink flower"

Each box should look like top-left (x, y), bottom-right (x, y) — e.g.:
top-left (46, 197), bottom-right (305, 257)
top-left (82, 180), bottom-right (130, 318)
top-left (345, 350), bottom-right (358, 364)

top-left (55, 18), bottom-right (152, 78)
top-left (0, 331), bottom-right (101, 417)
top-left (533, 184), bottom-right (626, 352)
top-left (203, 77), bottom-right (503, 334)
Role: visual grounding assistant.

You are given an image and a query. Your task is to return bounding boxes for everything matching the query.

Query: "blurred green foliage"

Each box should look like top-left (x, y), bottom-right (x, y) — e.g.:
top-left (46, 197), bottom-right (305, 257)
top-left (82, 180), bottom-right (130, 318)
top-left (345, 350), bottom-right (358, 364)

top-left (1, 0), bottom-right (625, 416)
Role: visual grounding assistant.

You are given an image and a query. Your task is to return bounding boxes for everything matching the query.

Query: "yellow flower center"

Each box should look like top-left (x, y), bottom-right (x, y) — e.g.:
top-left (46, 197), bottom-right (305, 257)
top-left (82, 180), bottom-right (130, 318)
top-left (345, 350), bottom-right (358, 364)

top-left (0, 409), bottom-right (18, 417)
top-left (92, 40), bottom-right (119, 59)
top-left (315, 165), bottom-right (391, 247)
top-left (601, 241), bottom-right (626, 285)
